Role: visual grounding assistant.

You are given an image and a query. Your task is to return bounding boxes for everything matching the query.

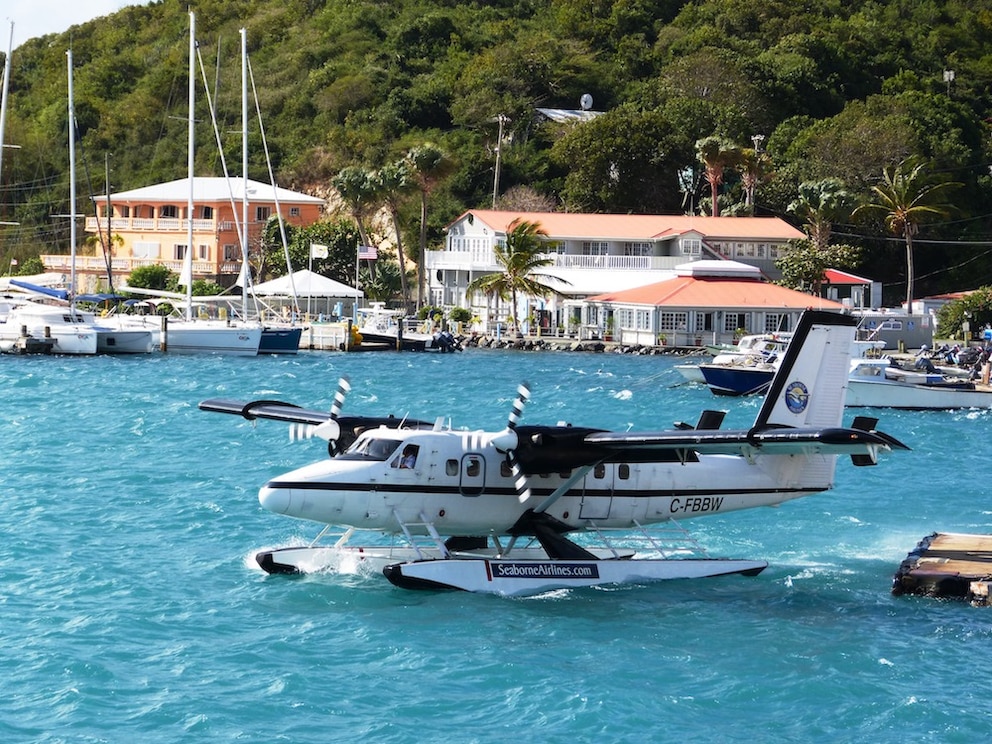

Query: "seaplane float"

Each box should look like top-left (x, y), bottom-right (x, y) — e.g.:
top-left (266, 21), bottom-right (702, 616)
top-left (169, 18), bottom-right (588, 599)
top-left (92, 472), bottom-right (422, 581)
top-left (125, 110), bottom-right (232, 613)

top-left (200, 310), bottom-right (908, 596)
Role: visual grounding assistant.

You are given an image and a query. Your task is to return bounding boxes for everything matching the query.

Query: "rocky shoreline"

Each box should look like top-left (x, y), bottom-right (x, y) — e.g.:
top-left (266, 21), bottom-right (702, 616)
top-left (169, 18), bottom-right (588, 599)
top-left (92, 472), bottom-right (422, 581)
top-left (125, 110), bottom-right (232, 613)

top-left (461, 333), bottom-right (709, 356)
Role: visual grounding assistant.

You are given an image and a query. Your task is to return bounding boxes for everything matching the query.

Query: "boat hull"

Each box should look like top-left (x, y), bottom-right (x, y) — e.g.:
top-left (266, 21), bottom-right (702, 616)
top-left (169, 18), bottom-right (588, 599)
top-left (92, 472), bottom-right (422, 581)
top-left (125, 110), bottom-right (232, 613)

top-left (699, 364), bottom-right (774, 396)
top-left (845, 378), bottom-right (992, 409)
top-left (161, 323), bottom-right (261, 355)
top-left (95, 328), bottom-right (155, 354)
top-left (259, 326), bottom-right (302, 354)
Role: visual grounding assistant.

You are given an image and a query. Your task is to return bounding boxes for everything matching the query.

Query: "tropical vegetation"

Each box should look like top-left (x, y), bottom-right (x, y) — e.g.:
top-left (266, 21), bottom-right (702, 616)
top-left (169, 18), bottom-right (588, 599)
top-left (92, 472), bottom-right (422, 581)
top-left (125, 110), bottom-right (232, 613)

top-left (2, 1), bottom-right (992, 306)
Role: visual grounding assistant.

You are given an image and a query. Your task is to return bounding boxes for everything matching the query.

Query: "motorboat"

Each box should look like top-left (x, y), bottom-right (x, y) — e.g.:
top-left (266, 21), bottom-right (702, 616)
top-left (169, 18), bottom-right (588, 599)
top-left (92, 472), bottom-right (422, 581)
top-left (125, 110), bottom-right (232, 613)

top-left (698, 336), bottom-right (886, 397)
top-left (675, 332), bottom-right (790, 384)
top-left (846, 357), bottom-right (992, 409)
top-left (356, 303), bottom-right (460, 352)
top-left (0, 300), bottom-right (98, 355)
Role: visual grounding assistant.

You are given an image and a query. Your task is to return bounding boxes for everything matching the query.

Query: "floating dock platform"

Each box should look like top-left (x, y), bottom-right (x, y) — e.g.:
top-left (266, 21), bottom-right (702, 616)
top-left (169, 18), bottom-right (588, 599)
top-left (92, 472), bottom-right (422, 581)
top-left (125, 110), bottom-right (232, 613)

top-left (893, 532), bottom-right (992, 604)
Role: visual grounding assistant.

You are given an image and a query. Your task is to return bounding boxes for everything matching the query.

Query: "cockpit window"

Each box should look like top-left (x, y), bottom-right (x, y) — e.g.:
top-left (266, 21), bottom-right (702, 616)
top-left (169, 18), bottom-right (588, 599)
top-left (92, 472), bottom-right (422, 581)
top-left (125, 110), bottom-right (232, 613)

top-left (339, 436), bottom-right (402, 461)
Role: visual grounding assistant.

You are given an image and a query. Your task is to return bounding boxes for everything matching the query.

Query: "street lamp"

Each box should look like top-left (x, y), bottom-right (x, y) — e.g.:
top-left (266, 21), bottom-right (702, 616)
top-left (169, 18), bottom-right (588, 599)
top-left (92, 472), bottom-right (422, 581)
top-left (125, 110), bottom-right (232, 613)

top-left (944, 69), bottom-right (955, 96)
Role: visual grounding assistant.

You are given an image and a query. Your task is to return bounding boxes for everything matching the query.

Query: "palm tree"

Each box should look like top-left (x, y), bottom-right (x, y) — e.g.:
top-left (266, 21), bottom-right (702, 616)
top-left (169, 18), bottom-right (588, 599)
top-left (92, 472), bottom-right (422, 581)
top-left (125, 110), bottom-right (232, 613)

top-left (737, 147), bottom-right (770, 214)
top-left (406, 143), bottom-right (454, 309)
top-left (465, 220), bottom-right (568, 330)
top-left (332, 165), bottom-right (380, 282)
top-left (854, 158), bottom-right (959, 309)
top-left (376, 160), bottom-right (416, 309)
top-left (788, 178), bottom-right (854, 252)
top-left (695, 136), bottom-right (739, 217)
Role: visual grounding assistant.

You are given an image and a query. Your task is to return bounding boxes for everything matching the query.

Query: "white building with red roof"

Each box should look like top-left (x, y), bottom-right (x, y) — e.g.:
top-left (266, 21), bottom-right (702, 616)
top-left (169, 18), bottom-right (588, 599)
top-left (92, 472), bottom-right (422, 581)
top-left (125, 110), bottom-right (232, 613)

top-left (430, 209), bottom-right (805, 333)
top-left (581, 260), bottom-right (845, 346)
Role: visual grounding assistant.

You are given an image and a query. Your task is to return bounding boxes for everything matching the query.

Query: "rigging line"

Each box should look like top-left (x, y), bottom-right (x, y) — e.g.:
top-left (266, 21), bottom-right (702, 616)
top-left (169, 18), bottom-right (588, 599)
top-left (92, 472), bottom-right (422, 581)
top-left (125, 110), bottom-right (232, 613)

top-left (832, 229), bottom-right (992, 246)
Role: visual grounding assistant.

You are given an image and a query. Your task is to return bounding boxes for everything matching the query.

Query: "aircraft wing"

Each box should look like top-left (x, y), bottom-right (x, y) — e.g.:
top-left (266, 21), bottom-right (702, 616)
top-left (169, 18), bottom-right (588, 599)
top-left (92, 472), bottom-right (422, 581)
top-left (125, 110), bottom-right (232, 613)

top-left (585, 425), bottom-right (910, 457)
top-left (199, 398), bottom-right (333, 426)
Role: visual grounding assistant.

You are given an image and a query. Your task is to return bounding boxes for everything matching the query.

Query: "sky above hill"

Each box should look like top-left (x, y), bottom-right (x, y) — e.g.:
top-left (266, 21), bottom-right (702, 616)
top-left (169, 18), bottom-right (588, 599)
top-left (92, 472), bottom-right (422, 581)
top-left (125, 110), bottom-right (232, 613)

top-left (5, 2), bottom-right (144, 49)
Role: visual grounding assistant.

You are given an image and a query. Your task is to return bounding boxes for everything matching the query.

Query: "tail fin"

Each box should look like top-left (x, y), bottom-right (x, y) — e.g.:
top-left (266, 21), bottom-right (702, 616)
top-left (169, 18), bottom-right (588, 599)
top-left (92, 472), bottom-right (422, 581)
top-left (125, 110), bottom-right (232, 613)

top-left (753, 310), bottom-right (855, 430)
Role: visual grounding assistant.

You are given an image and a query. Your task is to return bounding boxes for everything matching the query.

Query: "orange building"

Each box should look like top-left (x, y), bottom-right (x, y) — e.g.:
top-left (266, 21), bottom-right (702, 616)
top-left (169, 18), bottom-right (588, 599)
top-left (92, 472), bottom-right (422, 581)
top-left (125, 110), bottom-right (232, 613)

top-left (41, 176), bottom-right (324, 291)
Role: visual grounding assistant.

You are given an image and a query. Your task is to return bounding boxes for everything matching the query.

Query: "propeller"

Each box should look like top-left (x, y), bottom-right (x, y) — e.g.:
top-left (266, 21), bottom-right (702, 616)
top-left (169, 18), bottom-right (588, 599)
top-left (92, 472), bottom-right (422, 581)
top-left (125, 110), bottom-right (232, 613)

top-left (314, 377), bottom-right (350, 454)
top-left (490, 382), bottom-right (534, 504)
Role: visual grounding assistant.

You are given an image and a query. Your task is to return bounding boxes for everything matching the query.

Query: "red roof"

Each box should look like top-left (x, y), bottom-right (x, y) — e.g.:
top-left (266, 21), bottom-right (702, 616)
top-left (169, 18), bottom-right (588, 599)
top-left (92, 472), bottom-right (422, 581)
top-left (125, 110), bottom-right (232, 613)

top-left (823, 268), bottom-right (871, 285)
top-left (452, 210), bottom-right (805, 241)
top-left (586, 276), bottom-right (845, 310)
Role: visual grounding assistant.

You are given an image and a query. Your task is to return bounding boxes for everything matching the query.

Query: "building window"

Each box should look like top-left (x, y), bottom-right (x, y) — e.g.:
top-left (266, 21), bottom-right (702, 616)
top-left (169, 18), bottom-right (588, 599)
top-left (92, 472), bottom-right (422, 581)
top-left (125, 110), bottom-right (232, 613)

top-left (636, 310), bottom-right (651, 330)
top-left (659, 312), bottom-right (688, 332)
top-left (724, 313), bottom-right (743, 334)
top-left (223, 244), bottom-right (240, 261)
top-left (133, 241), bottom-right (159, 259)
top-left (681, 238), bottom-right (701, 255)
top-left (160, 205), bottom-right (178, 218)
top-left (200, 206), bottom-right (213, 220)
top-left (198, 244), bottom-right (209, 260)
top-left (623, 242), bottom-right (651, 256)
top-left (289, 207), bottom-right (300, 217)
top-left (255, 206), bottom-right (271, 221)
top-left (582, 241), bottom-right (609, 256)
top-left (764, 314), bottom-right (787, 333)
top-left (173, 244), bottom-right (187, 261)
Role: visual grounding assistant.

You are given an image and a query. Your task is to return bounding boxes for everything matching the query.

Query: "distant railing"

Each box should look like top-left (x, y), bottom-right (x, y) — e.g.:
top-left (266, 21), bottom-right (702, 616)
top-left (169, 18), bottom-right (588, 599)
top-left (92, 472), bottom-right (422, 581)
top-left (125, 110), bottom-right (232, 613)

top-left (426, 250), bottom-right (677, 272)
top-left (84, 216), bottom-right (219, 233)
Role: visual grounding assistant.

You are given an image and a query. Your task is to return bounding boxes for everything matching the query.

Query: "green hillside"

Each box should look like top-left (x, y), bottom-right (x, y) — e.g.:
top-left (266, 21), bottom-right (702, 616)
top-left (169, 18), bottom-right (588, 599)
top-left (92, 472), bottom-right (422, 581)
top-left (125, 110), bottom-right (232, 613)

top-left (3, 0), bottom-right (992, 303)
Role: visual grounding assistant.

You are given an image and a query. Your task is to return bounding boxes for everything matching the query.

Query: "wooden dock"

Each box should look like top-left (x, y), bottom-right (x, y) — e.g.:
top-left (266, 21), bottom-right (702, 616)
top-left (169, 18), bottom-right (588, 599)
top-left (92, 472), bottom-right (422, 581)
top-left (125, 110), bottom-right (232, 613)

top-left (893, 532), bottom-right (992, 604)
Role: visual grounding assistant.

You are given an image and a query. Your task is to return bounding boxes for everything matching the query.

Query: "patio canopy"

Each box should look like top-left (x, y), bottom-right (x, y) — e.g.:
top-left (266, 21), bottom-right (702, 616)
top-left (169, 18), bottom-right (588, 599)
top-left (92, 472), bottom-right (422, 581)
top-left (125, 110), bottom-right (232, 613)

top-left (252, 269), bottom-right (363, 298)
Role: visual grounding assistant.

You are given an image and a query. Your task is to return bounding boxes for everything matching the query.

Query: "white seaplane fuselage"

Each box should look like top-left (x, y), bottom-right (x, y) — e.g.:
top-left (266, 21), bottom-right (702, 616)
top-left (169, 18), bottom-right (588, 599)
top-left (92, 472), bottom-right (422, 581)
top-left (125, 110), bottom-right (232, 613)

top-left (259, 427), bottom-right (833, 534)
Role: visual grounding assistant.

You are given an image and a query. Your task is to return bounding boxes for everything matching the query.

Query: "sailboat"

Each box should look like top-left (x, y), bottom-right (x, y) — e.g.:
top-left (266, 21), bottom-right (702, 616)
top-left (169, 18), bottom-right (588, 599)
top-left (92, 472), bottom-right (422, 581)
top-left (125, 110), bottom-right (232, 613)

top-left (1, 39), bottom-right (150, 354)
top-left (236, 27), bottom-right (300, 354)
top-left (157, 12), bottom-right (261, 355)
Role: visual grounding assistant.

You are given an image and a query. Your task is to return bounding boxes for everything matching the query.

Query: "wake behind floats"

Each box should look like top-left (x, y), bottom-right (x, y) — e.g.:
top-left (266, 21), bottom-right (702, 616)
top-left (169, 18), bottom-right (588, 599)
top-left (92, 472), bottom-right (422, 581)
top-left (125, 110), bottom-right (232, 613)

top-left (200, 310), bottom-right (908, 596)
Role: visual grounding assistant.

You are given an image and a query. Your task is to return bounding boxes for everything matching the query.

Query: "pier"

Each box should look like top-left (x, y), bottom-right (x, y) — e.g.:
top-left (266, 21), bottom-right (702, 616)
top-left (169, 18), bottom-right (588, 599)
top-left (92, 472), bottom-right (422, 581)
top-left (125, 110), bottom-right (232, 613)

top-left (892, 532), bottom-right (992, 604)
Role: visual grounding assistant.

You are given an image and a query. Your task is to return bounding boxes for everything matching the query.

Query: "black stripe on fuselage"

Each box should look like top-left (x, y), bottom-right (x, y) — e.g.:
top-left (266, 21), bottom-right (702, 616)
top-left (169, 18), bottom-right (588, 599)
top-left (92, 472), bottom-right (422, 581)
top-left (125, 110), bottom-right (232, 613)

top-left (263, 480), bottom-right (823, 499)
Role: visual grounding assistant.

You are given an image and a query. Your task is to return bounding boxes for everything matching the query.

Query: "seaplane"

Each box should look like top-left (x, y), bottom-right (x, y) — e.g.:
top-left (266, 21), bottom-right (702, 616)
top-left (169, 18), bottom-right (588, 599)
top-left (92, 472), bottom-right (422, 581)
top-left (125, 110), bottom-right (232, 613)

top-left (199, 310), bottom-right (909, 596)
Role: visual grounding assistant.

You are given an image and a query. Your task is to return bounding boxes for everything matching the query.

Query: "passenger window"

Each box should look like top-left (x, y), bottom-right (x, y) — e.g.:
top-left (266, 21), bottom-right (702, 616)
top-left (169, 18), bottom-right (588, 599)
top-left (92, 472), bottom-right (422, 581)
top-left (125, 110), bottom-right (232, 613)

top-left (500, 461), bottom-right (512, 477)
top-left (594, 464), bottom-right (606, 479)
top-left (618, 464), bottom-right (630, 480)
top-left (466, 458), bottom-right (481, 477)
top-left (446, 459), bottom-right (459, 476)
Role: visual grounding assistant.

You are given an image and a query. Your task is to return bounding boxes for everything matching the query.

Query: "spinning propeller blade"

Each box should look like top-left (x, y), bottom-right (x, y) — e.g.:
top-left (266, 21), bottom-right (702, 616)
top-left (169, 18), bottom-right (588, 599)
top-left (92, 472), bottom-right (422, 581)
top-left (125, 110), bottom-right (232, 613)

top-left (312, 377), bottom-right (350, 454)
top-left (493, 382), bottom-right (534, 504)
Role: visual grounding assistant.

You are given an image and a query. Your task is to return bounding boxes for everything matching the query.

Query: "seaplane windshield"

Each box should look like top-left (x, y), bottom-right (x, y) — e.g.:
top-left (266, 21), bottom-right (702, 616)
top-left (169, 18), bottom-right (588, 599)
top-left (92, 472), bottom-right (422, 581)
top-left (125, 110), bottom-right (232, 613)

top-left (338, 436), bottom-right (403, 461)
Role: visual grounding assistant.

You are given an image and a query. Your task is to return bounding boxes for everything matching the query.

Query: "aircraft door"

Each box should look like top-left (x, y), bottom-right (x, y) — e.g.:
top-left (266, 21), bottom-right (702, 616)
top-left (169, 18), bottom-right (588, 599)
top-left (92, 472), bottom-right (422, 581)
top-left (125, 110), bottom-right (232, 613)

top-left (578, 462), bottom-right (612, 520)
top-left (459, 453), bottom-right (485, 496)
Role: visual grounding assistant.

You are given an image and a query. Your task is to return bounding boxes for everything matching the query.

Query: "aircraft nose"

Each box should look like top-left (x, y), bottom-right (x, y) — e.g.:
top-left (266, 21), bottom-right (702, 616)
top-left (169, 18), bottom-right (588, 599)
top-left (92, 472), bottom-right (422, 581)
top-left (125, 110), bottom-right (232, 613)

top-left (259, 484), bottom-right (291, 514)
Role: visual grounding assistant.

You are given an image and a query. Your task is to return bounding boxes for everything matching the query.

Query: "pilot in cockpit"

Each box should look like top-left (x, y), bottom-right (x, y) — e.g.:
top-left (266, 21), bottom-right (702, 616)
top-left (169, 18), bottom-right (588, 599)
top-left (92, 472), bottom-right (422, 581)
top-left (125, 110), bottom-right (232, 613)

top-left (398, 444), bottom-right (419, 469)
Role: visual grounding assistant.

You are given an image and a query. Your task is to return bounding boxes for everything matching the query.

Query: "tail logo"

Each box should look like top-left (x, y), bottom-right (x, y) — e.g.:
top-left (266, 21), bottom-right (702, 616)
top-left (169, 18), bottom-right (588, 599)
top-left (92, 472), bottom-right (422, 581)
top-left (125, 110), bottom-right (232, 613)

top-left (784, 381), bottom-right (810, 414)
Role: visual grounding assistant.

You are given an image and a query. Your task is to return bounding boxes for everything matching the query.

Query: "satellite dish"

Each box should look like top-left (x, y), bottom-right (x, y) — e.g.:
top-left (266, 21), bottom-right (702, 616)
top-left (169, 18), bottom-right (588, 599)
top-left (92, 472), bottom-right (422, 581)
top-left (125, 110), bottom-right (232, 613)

top-left (580, 93), bottom-right (593, 111)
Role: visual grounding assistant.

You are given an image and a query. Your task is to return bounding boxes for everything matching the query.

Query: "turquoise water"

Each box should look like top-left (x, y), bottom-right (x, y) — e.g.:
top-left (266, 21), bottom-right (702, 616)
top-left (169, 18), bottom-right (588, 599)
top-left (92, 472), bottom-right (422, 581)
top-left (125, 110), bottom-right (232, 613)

top-left (2, 349), bottom-right (991, 743)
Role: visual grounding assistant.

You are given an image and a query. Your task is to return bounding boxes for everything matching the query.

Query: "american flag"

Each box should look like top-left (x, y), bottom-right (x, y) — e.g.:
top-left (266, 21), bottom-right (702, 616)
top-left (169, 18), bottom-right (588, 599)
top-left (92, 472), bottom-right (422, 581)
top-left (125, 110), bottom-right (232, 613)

top-left (358, 244), bottom-right (378, 260)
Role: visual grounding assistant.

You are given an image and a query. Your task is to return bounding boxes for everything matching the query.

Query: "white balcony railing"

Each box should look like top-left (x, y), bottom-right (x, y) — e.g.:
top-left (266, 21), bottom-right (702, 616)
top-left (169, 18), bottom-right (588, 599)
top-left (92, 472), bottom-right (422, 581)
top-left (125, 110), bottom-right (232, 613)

top-left (427, 249), bottom-right (680, 272)
top-left (84, 216), bottom-right (220, 233)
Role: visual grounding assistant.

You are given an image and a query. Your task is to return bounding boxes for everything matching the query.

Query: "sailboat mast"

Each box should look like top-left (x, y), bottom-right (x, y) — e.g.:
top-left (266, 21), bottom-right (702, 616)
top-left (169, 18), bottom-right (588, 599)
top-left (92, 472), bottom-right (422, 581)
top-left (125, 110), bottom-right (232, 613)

top-left (185, 11), bottom-right (195, 322)
top-left (241, 27), bottom-right (249, 322)
top-left (67, 49), bottom-right (77, 307)
top-left (0, 23), bottom-right (13, 188)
